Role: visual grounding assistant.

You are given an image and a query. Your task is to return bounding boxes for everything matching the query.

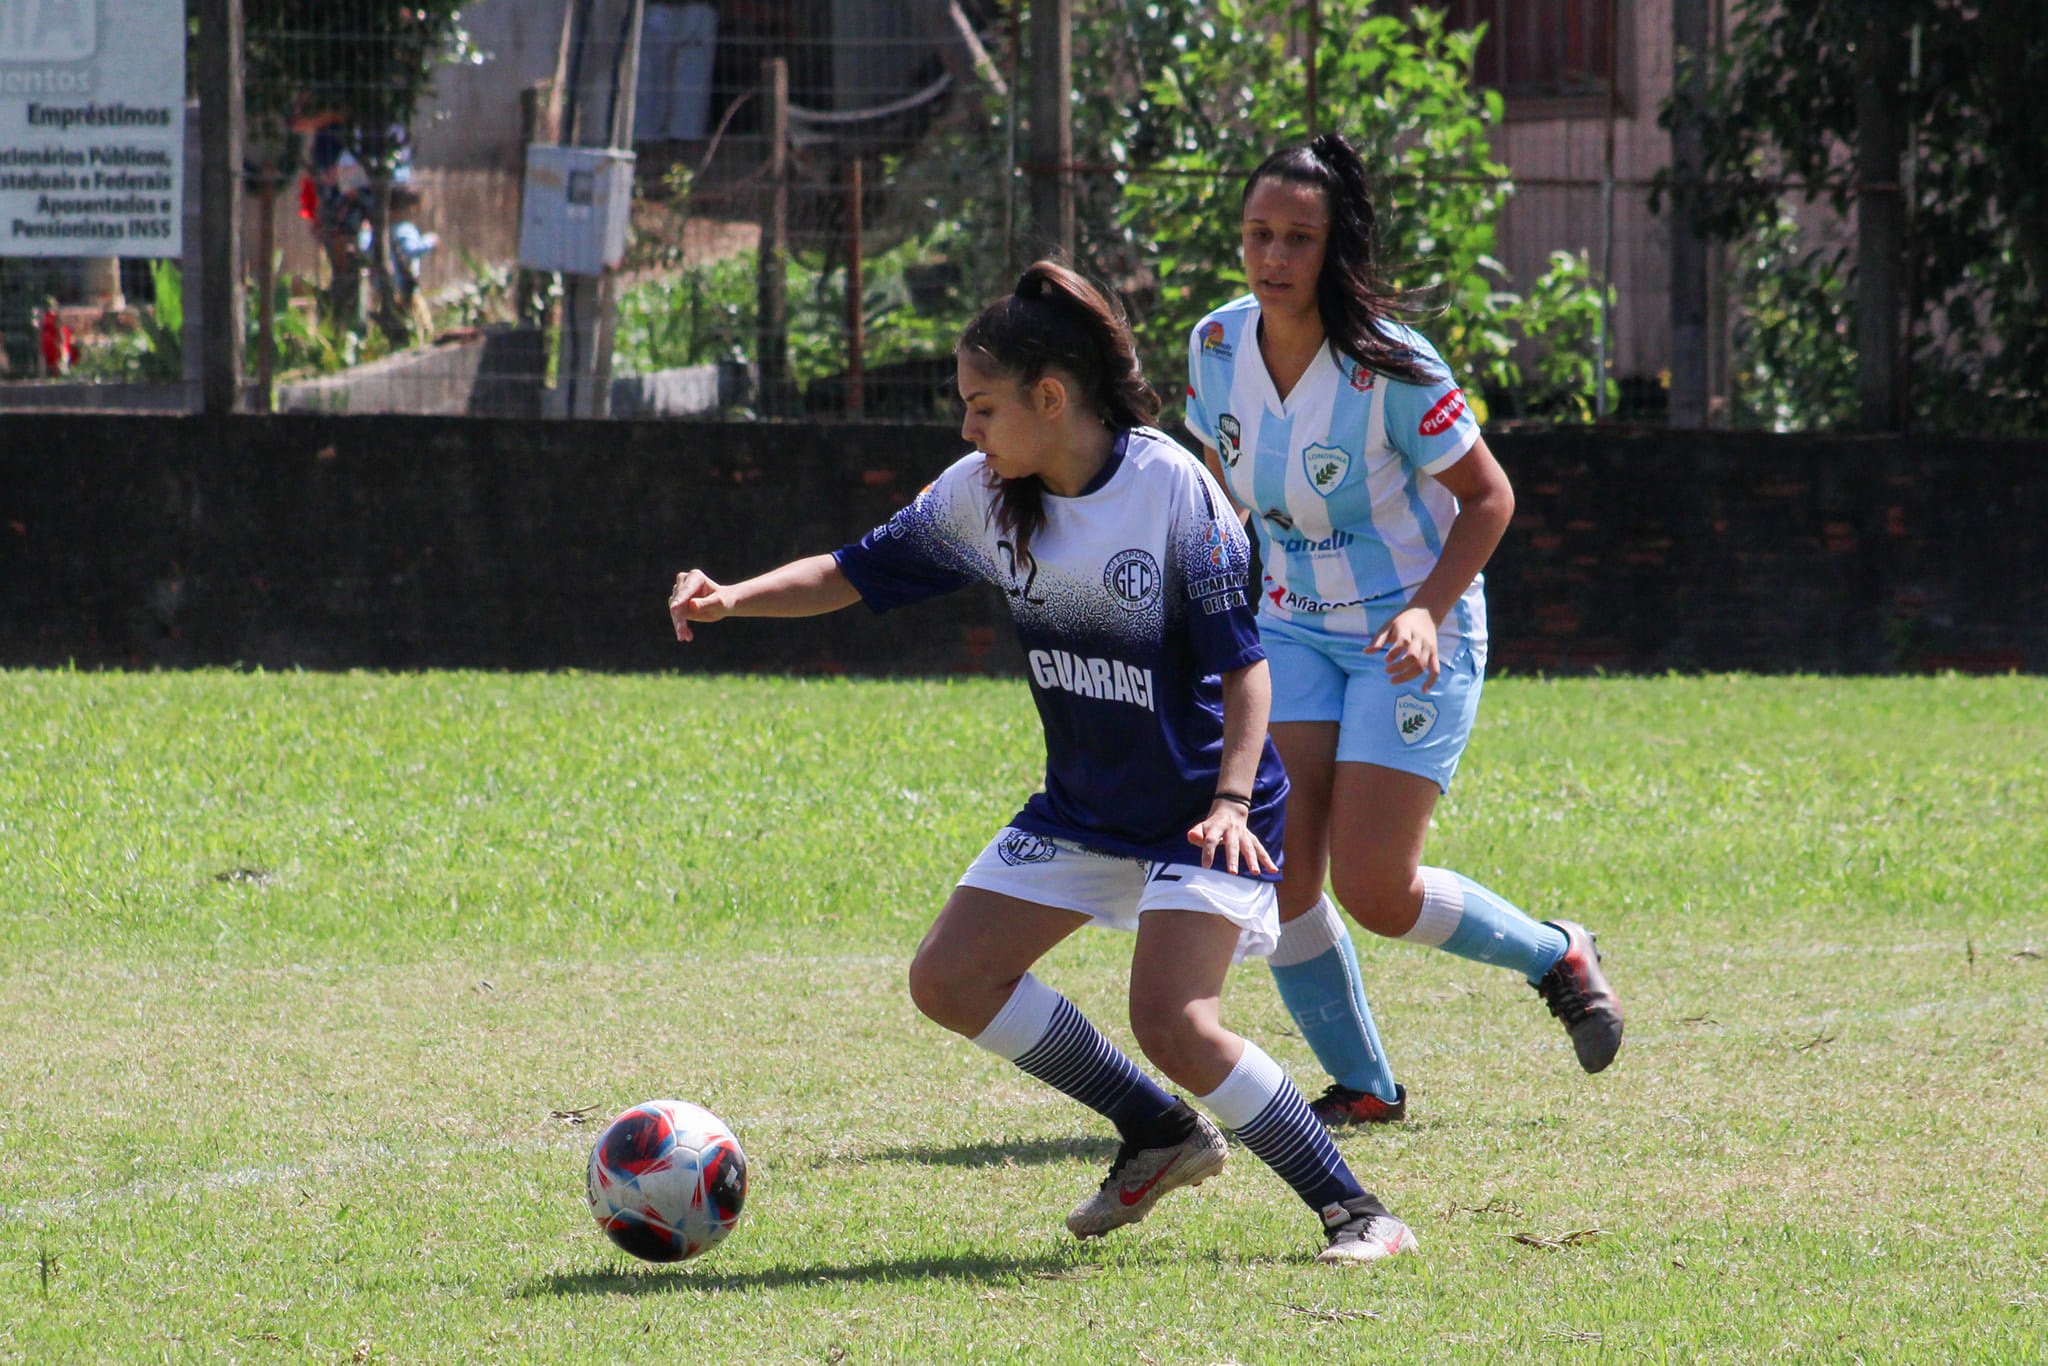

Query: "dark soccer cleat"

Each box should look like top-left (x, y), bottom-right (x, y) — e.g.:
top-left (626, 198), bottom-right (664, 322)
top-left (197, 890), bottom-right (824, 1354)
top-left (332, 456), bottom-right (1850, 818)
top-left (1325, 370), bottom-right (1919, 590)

top-left (1316, 1193), bottom-right (1420, 1266)
top-left (1064, 1110), bottom-right (1228, 1239)
top-left (1533, 920), bottom-right (1624, 1073)
top-left (1308, 1082), bottom-right (1408, 1129)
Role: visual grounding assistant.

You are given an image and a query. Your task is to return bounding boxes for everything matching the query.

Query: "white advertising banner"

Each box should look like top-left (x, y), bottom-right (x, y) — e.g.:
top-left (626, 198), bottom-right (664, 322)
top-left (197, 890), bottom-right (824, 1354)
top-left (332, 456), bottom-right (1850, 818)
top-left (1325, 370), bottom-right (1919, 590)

top-left (0, 0), bottom-right (186, 257)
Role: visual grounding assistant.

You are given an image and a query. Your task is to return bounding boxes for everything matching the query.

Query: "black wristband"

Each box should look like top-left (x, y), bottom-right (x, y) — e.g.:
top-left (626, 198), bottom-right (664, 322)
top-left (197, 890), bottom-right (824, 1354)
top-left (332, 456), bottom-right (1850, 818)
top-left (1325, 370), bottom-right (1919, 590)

top-left (1211, 792), bottom-right (1253, 808)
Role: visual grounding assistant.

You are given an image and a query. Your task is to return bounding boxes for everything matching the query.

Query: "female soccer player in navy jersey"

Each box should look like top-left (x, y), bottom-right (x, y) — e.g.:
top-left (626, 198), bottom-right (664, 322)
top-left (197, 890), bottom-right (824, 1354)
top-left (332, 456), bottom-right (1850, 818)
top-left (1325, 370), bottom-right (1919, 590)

top-left (669, 261), bottom-right (1416, 1265)
top-left (1184, 134), bottom-right (1625, 1128)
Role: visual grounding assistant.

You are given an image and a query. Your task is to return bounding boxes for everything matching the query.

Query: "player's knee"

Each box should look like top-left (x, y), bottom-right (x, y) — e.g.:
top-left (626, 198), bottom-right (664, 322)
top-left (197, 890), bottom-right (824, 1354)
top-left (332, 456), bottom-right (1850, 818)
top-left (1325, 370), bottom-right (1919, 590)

top-left (906, 946), bottom-right (969, 1030)
top-left (1331, 871), bottom-right (1424, 938)
top-left (1127, 997), bottom-right (1210, 1084)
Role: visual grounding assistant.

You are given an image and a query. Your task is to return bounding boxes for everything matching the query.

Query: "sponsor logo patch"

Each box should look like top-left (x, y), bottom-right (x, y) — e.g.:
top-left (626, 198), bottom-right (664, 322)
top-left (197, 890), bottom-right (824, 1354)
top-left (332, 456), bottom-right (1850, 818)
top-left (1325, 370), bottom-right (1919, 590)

top-left (1303, 442), bottom-right (1351, 493)
top-left (1275, 530), bottom-right (1355, 554)
top-left (1395, 695), bottom-right (1440, 745)
top-left (1349, 362), bottom-right (1375, 393)
top-left (1216, 413), bottom-right (1242, 468)
top-left (1103, 548), bottom-right (1162, 610)
top-left (996, 830), bottom-right (1059, 866)
top-left (1027, 649), bottom-right (1157, 711)
top-left (1266, 585), bottom-right (1364, 614)
top-left (1419, 389), bottom-right (1468, 438)
top-left (1199, 320), bottom-right (1233, 359)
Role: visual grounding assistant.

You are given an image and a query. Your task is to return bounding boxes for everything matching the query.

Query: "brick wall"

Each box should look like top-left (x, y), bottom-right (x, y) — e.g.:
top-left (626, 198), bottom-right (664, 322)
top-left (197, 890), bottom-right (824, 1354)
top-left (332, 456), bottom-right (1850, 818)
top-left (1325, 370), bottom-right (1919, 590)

top-left (3, 415), bottom-right (2042, 675)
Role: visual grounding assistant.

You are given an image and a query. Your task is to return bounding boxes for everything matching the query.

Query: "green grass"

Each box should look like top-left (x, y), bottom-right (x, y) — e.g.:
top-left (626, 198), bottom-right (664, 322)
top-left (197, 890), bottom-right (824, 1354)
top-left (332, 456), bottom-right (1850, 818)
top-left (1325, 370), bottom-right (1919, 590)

top-left (2, 670), bottom-right (2044, 1364)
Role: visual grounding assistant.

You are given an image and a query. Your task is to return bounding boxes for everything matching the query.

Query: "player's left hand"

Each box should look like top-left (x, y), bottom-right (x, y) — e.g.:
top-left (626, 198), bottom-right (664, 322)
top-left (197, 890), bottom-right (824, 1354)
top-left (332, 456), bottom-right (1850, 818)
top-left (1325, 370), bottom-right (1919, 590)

top-left (1188, 800), bottom-right (1279, 876)
top-left (1369, 606), bottom-right (1441, 689)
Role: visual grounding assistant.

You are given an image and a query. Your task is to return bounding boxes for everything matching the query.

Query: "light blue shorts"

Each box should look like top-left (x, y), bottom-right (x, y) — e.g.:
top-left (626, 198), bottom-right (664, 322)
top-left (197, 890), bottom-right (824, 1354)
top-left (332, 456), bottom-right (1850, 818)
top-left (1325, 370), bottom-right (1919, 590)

top-left (1260, 614), bottom-right (1486, 793)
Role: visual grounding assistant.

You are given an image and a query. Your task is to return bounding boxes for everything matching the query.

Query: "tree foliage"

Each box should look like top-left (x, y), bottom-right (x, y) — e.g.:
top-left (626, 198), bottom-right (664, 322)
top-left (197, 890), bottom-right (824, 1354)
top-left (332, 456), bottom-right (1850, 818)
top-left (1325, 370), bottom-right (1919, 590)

top-left (787, 1), bottom-right (1608, 424)
top-left (1114, 0), bottom-right (1605, 423)
top-left (1661, 0), bottom-right (2048, 433)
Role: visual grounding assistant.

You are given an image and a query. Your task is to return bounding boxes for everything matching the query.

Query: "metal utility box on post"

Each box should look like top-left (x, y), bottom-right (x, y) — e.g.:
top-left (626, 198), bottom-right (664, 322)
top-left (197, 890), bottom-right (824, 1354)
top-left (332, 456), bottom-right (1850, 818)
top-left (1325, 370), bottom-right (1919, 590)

top-left (518, 145), bottom-right (637, 277)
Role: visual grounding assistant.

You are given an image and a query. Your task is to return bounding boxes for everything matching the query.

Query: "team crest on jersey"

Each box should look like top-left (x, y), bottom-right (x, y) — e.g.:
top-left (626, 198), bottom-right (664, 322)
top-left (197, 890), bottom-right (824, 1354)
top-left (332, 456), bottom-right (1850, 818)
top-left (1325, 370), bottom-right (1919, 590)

top-left (996, 830), bottom-right (1060, 866)
top-left (1103, 548), bottom-right (1162, 610)
top-left (1348, 362), bottom-right (1375, 393)
top-left (1303, 442), bottom-right (1351, 494)
top-left (1216, 413), bottom-right (1242, 468)
top-left (1395, 695), bottom-right (1439, 745)
top-left (1199, 321), bottom-right (1233, 359)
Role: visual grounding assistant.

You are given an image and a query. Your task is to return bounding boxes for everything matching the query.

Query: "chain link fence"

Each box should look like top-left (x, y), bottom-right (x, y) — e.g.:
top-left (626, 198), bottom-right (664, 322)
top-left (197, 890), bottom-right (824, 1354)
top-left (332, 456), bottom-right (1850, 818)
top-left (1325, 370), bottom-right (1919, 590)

top-left (0, 1), bottom-right (1706, 422)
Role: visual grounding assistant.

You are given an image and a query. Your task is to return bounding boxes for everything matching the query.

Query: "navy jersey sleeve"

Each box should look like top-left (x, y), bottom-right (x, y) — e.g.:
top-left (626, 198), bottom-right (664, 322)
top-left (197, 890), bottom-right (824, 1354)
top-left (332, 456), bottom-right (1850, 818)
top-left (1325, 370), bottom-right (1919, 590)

top-left (1173, 459), bottom-right (1265, 677)
top-left (833, 458), bottom-right (986, 613)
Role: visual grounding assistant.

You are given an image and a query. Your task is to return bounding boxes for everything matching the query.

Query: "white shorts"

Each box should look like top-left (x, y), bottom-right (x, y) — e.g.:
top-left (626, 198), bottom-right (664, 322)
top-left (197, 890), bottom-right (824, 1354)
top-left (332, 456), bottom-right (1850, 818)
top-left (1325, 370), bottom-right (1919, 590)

top-left (957, 827), bottom-right (1281, 963)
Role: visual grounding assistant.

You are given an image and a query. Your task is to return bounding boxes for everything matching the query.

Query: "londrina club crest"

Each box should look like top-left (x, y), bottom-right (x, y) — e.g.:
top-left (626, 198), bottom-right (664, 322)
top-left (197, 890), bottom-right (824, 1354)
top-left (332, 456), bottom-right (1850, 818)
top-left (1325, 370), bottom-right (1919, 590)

top-left (1394, 695), bottom-right (1439, 745)
top-left (1304, 442), bottom-right (1350, 493)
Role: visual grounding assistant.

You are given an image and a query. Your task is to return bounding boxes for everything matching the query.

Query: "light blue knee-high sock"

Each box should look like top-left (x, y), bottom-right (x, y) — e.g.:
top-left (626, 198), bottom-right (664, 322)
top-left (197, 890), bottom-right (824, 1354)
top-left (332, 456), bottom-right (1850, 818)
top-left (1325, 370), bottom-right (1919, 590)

top-left (1266, 894), bottom-right (1400, 1102)
top-left (1403, 867), bottom-right (1567, 983)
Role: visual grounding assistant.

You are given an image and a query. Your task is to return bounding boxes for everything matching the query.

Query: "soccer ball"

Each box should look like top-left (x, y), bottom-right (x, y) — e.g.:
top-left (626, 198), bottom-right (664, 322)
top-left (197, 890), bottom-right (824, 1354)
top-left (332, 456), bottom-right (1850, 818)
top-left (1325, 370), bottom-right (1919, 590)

top-left (585, 1099), bottom-right (748, 1263)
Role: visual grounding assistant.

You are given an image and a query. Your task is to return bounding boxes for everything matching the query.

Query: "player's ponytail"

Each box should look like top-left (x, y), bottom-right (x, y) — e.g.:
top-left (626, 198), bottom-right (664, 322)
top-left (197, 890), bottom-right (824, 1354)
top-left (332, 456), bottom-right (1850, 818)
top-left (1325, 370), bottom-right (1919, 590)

top-left (959, 260), bottom-right (1161, 567)
top-left (1243, 133), bottom-right (1439, 387)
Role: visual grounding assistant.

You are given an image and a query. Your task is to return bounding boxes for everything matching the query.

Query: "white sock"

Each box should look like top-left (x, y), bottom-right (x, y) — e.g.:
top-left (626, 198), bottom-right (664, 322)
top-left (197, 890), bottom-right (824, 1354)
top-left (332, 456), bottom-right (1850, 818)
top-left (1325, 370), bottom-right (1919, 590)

top-left (1269, 893), bottom-right (1348, 967)
top-left (968, 971), bottom-right (1061, 1061)
top-left (1400, 866), bottom-right (1463, 947)
top-left (1196, 1040), bottom-right (1287, 1131)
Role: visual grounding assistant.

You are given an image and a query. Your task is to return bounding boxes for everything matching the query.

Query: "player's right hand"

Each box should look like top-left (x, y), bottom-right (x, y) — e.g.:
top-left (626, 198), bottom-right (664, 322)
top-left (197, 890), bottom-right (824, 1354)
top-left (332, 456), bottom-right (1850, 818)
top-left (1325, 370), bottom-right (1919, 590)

top-left (668, 569), bottom-right (730, 642)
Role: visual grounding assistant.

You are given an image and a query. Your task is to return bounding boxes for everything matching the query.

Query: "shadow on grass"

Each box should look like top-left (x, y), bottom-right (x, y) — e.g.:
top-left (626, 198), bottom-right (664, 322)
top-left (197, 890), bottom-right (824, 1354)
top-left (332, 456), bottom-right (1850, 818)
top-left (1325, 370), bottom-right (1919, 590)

top-left (861, 1135), bottom-right (1115, 1167)
top-left (520, 1249), bottom-right (1081, 1297)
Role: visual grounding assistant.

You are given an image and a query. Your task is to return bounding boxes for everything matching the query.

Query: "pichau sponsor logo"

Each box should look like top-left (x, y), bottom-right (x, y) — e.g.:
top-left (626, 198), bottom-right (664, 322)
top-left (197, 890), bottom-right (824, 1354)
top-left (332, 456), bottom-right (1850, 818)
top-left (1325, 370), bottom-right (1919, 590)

top-left (1028, 649), bottom-right (1156, 711)
top-left (1419, 388), bottom-right (1468, 438)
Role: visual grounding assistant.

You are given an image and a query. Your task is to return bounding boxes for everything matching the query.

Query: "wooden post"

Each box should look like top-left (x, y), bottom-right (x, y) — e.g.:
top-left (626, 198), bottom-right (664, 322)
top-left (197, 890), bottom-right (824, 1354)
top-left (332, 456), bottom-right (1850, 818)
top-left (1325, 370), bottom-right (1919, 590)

top-left (253, 166), bottom-right (277, 412)
top-left (556, 0), bottom-right (644, 419)
top-left (1028, 0), bottom-right (1073, 260)
top-left (198, 0), bottom-right (245, 416)
top-left (1305, 0), bottom-right (1319, 139)
top-left (845, 157), bottom-right (865, 418)
top-left (1668, 0), bottom-right (1710, 429)
top-left (755, 57), bottom-right (791, 413)
top-left (1855, 18), bottom-right (1906, 432)
top-left (515, 81), bottom-right (559, 327)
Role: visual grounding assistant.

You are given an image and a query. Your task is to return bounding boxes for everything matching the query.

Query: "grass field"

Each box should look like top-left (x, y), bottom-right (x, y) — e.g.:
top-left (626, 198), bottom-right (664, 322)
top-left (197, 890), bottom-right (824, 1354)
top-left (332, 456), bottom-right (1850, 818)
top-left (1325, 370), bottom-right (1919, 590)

top-left (2, 669), bottom-right (2044, 1364)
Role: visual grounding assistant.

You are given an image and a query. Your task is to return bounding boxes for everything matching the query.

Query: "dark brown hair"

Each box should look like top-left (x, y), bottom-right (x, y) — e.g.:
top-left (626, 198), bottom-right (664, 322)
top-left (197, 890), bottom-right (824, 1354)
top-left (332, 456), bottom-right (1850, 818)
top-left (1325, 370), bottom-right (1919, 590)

top-left (1243, 132), bottom-right (1438, 386)
top-left (957, 260), bottom-right (1160, 568)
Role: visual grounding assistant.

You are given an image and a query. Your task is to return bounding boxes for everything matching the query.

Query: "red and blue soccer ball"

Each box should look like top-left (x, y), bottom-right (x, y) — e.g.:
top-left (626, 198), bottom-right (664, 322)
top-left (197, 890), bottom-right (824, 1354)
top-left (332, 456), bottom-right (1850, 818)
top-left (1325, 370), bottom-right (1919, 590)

top-left (585, 1099), bottom-right (748, 1263)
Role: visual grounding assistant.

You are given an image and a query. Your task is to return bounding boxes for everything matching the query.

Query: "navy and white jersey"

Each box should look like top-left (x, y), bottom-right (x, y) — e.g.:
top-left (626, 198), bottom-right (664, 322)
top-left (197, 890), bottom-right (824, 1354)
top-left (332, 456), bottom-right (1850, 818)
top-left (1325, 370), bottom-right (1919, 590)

top-left (834, 427), bottom-right (1288, 877)
top-left (1185, 295), bottom-right (1487, 652)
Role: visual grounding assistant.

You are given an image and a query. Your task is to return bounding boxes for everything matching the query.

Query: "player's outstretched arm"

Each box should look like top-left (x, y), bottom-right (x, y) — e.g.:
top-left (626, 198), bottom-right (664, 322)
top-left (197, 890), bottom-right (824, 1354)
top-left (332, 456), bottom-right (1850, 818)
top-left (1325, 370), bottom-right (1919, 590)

top-left (668, 554), bottom-right (862, 642)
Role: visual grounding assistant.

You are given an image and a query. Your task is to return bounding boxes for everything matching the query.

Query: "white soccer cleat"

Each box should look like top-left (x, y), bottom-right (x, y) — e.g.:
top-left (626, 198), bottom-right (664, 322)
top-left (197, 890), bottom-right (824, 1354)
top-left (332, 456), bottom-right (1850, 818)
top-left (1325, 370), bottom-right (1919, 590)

top-left (1064, 1108), bottom-right (1228, 1239)
top-left (1316, 1196), bottom-right (1420, 1266)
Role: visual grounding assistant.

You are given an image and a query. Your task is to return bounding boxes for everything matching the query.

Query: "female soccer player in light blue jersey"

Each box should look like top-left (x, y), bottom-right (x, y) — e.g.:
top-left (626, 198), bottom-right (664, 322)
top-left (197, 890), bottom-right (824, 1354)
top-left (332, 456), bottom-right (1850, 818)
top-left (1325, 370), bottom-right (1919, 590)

top-left (1185, 134), bottom-right (1625, 1126)
top-left (670, 262), bottom-right (1416, 1264)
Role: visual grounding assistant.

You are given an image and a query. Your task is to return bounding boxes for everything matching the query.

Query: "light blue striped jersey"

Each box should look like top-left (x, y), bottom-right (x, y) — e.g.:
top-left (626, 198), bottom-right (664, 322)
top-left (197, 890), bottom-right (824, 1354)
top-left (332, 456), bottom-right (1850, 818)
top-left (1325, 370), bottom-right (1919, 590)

top-left (1184, 295), bottom-right (1486, 647)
